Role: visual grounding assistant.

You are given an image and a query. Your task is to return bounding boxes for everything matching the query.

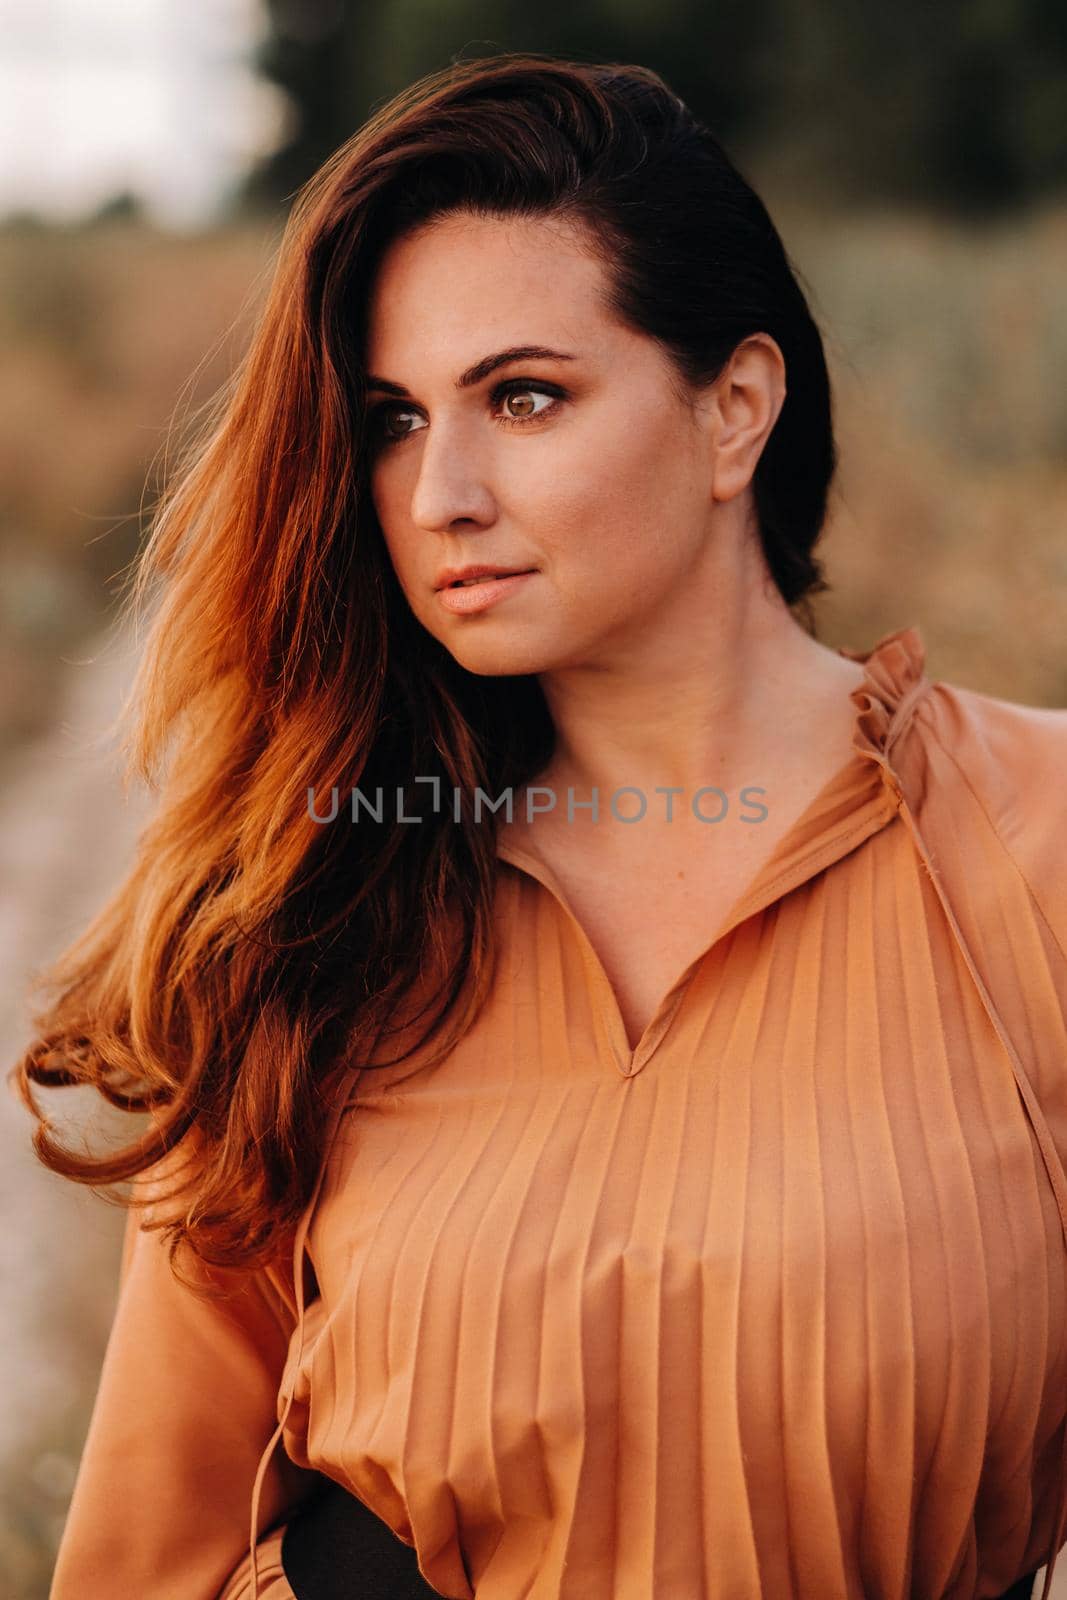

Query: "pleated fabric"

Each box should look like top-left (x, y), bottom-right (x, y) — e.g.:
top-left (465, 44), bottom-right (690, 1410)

top-left (50, 626), bottom-right (1067, 1600)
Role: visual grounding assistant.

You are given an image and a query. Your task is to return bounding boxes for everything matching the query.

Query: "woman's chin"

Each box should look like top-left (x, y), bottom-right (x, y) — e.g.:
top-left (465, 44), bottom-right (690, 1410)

top-left (446, 637), bottom-right (563, 679)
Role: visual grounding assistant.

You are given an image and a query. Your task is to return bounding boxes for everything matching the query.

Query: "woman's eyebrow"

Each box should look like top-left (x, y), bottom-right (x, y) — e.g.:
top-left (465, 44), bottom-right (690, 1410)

top-left (364, 345), bottom-right (578, 398)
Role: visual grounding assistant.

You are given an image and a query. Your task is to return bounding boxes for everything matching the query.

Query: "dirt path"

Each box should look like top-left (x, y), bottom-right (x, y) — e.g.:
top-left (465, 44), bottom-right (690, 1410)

top-left (0, 625), bottom-right (153, 1597)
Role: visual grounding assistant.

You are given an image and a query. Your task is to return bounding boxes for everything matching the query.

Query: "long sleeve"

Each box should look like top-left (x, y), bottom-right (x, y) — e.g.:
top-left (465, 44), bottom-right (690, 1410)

top-left (49, 1169), bottom-right (320, 1600)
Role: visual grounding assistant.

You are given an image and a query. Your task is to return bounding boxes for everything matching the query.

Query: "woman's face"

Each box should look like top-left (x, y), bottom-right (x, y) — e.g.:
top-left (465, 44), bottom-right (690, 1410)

top-left (362, 210), bottom-right (730, 678)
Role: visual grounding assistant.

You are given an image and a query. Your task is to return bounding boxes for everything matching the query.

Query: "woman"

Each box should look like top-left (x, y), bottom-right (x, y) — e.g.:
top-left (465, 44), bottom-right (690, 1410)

top-left (16, 52), bottom-right (1067, 1600)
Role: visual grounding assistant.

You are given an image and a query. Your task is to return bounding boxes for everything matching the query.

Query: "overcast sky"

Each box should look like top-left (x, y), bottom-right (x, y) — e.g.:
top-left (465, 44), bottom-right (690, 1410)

top-left (0, 0), bottom-right (289, 228)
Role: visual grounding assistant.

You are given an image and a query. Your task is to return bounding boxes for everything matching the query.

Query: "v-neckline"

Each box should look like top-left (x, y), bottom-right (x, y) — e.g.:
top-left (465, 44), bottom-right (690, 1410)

top-left (494, 626), bottom-right (932, 1078)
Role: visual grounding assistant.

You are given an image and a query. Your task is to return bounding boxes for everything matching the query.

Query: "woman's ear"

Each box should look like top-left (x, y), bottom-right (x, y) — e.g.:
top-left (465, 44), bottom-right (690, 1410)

top-left (708, 333), bottom-right (787, 504)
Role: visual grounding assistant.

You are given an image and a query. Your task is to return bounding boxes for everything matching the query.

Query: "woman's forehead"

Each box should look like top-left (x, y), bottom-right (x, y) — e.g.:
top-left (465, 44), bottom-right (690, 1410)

top-left (359, 212), bottom-right (675, 402)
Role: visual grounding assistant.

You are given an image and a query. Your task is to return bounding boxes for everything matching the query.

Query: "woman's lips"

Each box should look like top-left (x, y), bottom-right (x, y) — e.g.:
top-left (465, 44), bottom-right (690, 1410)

top-left (435, 570), bottom-right (537, 614)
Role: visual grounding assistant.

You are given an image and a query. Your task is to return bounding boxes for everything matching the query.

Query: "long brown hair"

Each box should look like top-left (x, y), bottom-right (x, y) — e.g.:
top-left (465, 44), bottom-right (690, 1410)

top-left (10, 51), bottom-right (836, 1281)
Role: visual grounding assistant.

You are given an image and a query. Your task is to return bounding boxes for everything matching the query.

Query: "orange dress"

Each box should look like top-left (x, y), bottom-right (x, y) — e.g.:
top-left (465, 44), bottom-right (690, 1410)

top-left (49, 626), bottom-right (1067, 1600)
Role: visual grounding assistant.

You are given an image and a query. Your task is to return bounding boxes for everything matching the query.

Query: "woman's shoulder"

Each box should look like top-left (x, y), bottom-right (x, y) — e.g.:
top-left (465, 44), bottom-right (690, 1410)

top-left (920, 674), bottom-right (1067, 814)
top-left (918, 676), bottom-right (1067, 950)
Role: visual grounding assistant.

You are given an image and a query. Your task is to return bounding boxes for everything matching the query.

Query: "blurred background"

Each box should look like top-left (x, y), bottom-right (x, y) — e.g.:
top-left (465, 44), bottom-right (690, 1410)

top-left (1, 2), bottom-right (1065, 1595)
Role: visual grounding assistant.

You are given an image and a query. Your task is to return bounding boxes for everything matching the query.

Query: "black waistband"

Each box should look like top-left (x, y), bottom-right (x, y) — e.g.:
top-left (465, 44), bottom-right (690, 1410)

top-left (281, 1477), bottom-right (444, 1599)
top-left (281, 1476), bottom-right (1041, 1600)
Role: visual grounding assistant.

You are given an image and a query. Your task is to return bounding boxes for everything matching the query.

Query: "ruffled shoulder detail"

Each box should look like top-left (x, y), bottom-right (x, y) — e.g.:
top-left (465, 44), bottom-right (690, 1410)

top-left (838, 624), bottom-right (932, 775)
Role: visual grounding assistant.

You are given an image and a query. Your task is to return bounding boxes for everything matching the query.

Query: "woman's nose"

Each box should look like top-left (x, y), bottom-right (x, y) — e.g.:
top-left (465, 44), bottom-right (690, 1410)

top-left (407, 418), bottom-right (496, 531)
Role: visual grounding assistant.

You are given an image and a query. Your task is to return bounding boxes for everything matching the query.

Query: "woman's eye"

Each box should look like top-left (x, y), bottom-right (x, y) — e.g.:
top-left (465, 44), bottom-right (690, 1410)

top-left (368, 383), bottom-right (561, 447)
top-left (498, 387), bottom-right (556, 421)
top-left (373, 407), bottom-right (426, 444)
